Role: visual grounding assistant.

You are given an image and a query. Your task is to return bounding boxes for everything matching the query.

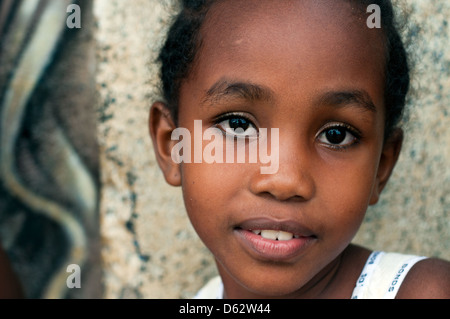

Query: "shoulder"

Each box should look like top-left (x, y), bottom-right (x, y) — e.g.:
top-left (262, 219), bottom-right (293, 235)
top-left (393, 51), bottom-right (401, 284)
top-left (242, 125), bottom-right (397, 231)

top-left (396, 257), bottom-right (450, 299)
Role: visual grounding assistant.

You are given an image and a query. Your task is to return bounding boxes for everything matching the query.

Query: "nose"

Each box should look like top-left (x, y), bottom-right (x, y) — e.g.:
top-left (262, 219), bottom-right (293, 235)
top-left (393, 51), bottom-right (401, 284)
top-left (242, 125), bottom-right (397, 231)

top-left (249, 137), bottom-right (316, 202)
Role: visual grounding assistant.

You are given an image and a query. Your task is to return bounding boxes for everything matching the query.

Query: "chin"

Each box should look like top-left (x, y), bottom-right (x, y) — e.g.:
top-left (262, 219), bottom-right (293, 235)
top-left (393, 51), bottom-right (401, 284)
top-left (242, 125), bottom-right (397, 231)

top-left (235, 269), bottom-right (311, 298)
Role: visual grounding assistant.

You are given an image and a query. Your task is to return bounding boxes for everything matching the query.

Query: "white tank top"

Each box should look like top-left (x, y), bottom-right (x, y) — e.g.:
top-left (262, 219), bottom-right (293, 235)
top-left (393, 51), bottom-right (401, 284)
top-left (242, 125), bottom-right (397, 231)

top-left (194, 251), bottom-right (427, 299)
top-left (351, 251), bottom-right (426, 299)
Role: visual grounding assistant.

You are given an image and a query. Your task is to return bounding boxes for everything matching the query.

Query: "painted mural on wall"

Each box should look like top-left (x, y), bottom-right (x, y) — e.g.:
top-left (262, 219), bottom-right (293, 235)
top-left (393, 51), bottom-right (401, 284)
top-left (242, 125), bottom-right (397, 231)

top-left (0, 0), bottom-right (100, 298)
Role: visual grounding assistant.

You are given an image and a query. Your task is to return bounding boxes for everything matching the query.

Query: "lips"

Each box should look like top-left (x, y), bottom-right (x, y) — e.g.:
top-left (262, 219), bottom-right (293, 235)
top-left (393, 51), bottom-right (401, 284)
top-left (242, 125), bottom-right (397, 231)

top-left (234, 218), bottom-right (317, 261)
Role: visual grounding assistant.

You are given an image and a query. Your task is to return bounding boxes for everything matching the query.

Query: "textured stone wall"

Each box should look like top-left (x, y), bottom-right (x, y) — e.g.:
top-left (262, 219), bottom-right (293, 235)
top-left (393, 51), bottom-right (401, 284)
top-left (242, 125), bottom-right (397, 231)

top-left (353, 0), bottom-right (450, 258)
top-left (95, 0), bottom-right (449, 299)
top-left (95, 0), bottom-right (216, 299)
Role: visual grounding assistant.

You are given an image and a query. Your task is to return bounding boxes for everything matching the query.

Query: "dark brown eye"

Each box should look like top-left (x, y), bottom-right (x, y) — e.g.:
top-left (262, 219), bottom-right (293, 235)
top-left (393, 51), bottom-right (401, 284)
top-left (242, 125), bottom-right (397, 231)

top-left (215, 114), bottom-right (258, 137)
top-left (317, 124), bottom-right (359, 149)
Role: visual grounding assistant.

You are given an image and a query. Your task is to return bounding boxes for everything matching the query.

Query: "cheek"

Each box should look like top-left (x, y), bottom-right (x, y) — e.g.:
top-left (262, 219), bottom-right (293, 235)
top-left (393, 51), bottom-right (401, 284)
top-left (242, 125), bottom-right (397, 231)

top-left (180, 163), bottom-right (244, 242)
top-left (326, 188), bottom-right (369, 231)
top-left (181, 164), bottom-right (217, 218)
top-left (316, 152), bottom-right (379, 237)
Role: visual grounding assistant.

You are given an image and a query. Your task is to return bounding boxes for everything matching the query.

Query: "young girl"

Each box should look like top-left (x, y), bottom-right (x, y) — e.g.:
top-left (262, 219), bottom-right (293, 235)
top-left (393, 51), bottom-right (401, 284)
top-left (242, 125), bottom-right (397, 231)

top-left (149, 0), bottom-right (450, 298)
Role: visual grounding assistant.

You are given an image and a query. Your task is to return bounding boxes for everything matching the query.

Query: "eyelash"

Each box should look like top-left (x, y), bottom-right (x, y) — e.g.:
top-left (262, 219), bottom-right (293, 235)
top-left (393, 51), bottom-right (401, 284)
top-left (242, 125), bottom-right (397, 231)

top-left (213, 113), bottom-right (361, 150)
top-left (316, 123), bottom-right (362, 151)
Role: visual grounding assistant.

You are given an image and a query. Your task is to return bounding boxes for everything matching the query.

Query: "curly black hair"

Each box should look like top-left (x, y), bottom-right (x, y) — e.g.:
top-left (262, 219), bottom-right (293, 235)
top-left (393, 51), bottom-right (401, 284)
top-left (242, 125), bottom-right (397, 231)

top-left (157, 0), bottom-right (411, 140)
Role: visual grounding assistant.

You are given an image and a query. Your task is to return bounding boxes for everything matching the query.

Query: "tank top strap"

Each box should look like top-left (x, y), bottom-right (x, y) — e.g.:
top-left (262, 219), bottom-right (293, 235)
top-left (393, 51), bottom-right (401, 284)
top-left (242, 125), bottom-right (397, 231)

top-left (351, 251), bottom-right (427, 299)
top-left (382, 255), bottom-right (427, 299)
top-left (193, 276), bottom-right (223, 299)
top-left (351, 251), bottom-right (385, 299)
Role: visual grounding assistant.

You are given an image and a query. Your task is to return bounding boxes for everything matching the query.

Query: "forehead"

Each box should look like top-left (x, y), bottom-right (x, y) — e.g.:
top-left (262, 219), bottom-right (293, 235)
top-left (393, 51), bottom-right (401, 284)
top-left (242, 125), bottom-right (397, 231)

top-left (200, 0), bottom-right (384, 57)
top-left (186, 0), bottom-right (386, 109)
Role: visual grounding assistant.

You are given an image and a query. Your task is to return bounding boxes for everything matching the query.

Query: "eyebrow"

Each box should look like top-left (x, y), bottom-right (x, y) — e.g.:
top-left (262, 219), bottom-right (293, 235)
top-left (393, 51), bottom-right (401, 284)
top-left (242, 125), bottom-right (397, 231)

top-left (203, 78), bottom-right (377, 114)
top-left (315, 90), bottom-right (377, 114)
top-left (202, 79), bottom-right (275, 106)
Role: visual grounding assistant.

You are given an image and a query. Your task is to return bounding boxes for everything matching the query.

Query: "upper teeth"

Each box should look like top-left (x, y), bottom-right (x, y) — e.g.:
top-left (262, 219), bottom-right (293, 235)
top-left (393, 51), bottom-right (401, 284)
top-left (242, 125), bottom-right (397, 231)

top-left (251, 230), bottom-right (297, 241)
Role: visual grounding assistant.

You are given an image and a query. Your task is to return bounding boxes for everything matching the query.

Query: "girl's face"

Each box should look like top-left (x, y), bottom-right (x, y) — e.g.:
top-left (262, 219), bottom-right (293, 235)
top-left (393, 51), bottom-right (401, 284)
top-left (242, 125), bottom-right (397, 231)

top-left (151, 0), bottom-right (402, 298)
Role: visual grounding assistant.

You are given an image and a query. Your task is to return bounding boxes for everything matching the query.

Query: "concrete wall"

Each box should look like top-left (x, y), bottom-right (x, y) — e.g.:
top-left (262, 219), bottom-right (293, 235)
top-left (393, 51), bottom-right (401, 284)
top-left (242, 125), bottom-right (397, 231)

top-left (95, 0), bottom-right (216, 299)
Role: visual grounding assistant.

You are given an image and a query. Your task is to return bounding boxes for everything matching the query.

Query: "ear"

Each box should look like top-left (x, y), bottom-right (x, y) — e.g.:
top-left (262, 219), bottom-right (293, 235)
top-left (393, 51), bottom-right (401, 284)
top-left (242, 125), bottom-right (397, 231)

top-left (369, 129), bottom-right (403, 205)
top-left (149, 102), bottom-right (181, 186)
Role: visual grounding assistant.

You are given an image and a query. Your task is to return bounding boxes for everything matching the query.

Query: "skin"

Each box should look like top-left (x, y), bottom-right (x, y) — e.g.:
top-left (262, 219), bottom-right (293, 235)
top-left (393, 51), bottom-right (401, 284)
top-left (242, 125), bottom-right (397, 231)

top-left (150, 0), bottom-right (450, 298)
